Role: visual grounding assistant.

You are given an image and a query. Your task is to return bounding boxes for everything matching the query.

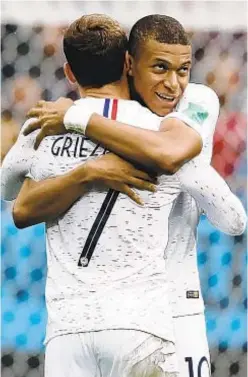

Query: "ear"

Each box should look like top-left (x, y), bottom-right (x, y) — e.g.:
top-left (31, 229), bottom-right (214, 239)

top-left (64, 62), bottom-right (77, 84)
top-left (125, 51), bottom-right (134, 77)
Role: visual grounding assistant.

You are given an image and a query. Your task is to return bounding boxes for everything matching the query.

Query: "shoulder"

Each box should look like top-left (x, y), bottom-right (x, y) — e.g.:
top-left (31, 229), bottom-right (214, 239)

top-left (117, 99), bottom-right (162, 130)
top-left (185, 83), bottom-right (218, 98)
top-left (17, 118), bottom-right (39, 148)
top-left (180, 83), bottom-right (220, 115)
top-left (175, 83), bottom-right (220, 132)
top-left (123, 99), bottom-right (162, 121)
top-left (2, 119), bottom-right (39, 165)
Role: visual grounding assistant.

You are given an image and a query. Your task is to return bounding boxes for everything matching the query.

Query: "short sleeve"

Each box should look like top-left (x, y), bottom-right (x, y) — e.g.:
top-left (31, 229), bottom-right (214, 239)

top-left (1, 119), bottom-right (37, 201)
top-left (164, 84), bottom-right (219, 142)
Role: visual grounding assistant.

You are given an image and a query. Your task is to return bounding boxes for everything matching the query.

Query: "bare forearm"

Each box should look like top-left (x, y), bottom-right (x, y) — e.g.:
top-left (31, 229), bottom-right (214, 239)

top-left (86, 114), bottom-right (164, 170)
top-left (13, 165), bottom-right (93, 228)
top-left (86, 115), bottom-right (201, 173)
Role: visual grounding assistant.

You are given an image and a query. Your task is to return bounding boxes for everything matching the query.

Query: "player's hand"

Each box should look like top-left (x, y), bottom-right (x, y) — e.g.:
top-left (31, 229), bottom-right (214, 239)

top-left (24, 98), bottom-right (73, 149)
top-left (87, 153), bottom-right (157, 206)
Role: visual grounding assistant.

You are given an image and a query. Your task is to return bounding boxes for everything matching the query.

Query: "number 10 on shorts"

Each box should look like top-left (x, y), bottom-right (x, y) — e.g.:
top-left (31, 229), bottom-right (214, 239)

top-left (185, 356), bottom-right (211, 377)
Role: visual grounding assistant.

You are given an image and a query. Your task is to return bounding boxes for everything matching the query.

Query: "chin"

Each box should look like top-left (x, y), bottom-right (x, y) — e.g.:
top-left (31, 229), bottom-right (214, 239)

top-left (153, 106), bottom-right (172, 117)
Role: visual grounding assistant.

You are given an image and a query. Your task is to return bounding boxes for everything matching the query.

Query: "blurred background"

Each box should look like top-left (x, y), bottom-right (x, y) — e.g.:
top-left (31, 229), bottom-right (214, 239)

top-left (1, 1), bottom-right (247, 376)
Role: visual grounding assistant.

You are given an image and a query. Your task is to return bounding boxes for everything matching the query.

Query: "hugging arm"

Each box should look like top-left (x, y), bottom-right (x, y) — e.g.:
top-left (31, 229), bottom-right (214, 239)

top-left (12, 167), bottom-right (93, 228)
top-left (176, 160), bottom-right (247, 235)
top-left (26, 98), bottom-right (203, 173)
top-left (1, 130), bottom-right (92, 228)
top-left (6, 153), bottom-right (156, 229)
top-left (84, 115), bottom-right (202, 173)
top-left (25, 86), bottom-right (219, 173)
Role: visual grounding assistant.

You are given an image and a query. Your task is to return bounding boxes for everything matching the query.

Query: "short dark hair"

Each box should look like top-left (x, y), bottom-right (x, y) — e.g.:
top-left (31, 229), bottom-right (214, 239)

top-left (128, 14), bottom-right (190, 57)
top-left (63, 14), bottom-right (128, 88)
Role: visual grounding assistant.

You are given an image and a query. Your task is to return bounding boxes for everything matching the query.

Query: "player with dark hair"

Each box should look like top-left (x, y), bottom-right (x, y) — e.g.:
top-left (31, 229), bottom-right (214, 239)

top-left (63, 15), bottom-right (128, 88)
top-left (2, 14), bottom-right (246, 377)
top-left (128, 15), bottom-right (191, 116)
top-left (129, 14), bottom-right (190, 54)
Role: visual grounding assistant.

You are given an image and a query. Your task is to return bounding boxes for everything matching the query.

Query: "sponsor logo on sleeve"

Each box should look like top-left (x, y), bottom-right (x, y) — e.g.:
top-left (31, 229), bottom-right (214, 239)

top-left (183, 102), bottom-right (209, 125)
top-left (186, 290), bottom-right (200, 299)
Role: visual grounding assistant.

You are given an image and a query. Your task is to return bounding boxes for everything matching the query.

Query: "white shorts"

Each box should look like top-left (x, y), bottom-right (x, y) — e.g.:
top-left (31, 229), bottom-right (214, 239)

top-left (45, 329), bottom-right (179, 377)
top-left (45, 314), bottom-right (210, 377)
top-left (174, 313), bottom-right (211, 377)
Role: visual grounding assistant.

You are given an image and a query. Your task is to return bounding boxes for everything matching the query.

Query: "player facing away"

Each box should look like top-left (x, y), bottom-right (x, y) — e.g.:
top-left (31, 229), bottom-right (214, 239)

top-left (2, 14), bottom-right (246, 377)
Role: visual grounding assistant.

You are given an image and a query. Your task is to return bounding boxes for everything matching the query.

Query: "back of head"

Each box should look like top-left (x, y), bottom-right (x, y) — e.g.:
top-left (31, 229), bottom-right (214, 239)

top-left (64, 14), bottom-right (128, 88)
top-left (128, 14), bottom-right (190, 57)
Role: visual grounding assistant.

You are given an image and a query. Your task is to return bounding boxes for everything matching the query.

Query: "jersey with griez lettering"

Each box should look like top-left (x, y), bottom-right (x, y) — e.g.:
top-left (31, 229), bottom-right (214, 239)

top-left (2, 98), bottom-right (181, 345)
top-left (1, 84), bottom-right (220, 344)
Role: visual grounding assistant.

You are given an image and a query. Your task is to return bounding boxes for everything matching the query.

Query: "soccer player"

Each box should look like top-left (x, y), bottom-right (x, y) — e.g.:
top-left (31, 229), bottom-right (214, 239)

top-left (2, 14), bottom-right (246, 377)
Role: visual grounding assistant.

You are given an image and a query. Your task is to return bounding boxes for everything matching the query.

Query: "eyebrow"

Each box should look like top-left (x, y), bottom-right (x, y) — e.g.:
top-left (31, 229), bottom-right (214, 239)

top-left (180, 60), bottom-right (192, 66)
top-left (153, 58), bottom-right (192, 67)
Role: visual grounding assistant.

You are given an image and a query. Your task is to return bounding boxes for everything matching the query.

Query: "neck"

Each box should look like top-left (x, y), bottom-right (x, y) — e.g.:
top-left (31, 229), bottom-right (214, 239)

top-left (79, 79), bottom-right (130, 100)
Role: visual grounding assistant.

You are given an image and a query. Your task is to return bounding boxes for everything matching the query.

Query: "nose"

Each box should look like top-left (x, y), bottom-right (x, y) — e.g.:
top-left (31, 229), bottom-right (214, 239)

top-left (163, 71), bottom-right (179, 92)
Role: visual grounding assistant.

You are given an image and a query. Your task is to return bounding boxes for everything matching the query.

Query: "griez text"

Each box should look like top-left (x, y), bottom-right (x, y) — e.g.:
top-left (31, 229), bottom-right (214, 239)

top-left (51, 136), bottom-right (104, 158)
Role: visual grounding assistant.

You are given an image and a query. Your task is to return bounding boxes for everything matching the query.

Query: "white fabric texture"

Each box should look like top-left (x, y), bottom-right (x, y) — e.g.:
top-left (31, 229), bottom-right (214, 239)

top-left (173, 314), bottom-right (211, 377)
top-left (64, 98), bottom-right (106, 135)
top-left (45, 330), bottom-right (179, 377)
top-left (1, 84), bottom-right (246, 343)
top-left (1, 118), bottom-right (37, 201)
top-left (177, 160), bottom-right (247, 235)
top-left (164, 83), bottom-right (219, 159)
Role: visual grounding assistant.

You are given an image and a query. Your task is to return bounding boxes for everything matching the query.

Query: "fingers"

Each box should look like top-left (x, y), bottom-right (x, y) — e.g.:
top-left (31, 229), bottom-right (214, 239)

top-left (27, 107), bottom-right (56, 118)
top-left (23, 119), bottom-right (42, 135)
top-left (133, 169), bottom-right (157, 183)
top-left (34, 129), bottom-right (47, 150)
top-left (121, 185), bottom-right (144, 206)
top-left (36, 100), bottom-right (57, 109)
top-left (27, 99), bottom-right (53, 117)
top-left (23, 116), bottom-right (52, 136)
top-left (106, 181), bottom-right (144, 206)
top-left (128, 177), bottom-right (157, 192)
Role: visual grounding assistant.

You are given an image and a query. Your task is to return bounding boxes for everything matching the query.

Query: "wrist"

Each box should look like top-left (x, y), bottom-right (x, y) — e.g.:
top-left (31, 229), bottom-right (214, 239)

top-left (68, 163), bottom-right (96, 187)
top-left (63, 98), bottom-right (105, 135)
top-left (82, 159), bottom-right (105, 183)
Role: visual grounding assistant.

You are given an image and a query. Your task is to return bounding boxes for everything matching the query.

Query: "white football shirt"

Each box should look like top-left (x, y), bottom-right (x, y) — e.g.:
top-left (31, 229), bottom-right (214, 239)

top-left (2, 84), bottom-right (245, 344)
top-left (2, 98), bottom-right (178, 344)
top-left (163, 83), bottom-right (219, 317)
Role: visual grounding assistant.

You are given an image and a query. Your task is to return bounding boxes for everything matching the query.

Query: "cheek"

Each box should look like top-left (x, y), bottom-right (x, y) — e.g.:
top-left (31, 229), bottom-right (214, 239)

top-left (136, 72), bottom-right (160, 92)
top-left (133, 72), bottom-right (151, 93)
top-left (179, 76), bottom-right (189, 91)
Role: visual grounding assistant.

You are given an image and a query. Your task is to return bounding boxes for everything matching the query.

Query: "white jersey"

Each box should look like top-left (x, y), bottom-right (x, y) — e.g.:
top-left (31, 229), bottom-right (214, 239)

top-left (2, 98), bottom-right (179, 344)
top-left (164, 84), bottom-right (218, 317)
top-left (2, 83), bottom-right (245, 344)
